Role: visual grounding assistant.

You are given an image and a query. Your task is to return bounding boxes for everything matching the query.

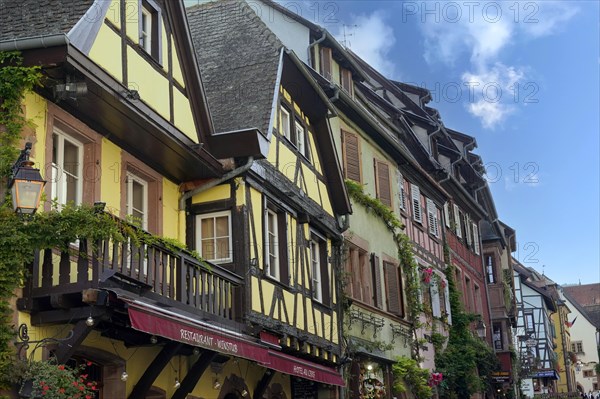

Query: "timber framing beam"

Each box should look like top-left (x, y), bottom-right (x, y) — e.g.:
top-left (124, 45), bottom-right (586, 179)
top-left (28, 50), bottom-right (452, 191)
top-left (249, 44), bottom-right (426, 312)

top-left (171, 350), bottom-right (217, 399)
top-left (128, 341), bottom-right (183, 399)
top-left (253, 369), bottom-right (275, 399)
top-left (54, 319), bottom-right (93, 364)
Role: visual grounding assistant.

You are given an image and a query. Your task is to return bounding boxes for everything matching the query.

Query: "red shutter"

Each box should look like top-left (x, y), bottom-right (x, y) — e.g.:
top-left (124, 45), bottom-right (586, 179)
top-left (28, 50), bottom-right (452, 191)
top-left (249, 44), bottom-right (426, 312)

top-left (343, 130), bottom-right (361, 182)
top-left (385, 262), bottom-right (402, 316)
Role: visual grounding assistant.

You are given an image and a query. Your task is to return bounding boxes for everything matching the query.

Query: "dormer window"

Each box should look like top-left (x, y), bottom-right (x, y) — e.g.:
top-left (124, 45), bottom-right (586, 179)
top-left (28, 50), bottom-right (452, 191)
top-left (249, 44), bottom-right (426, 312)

top-left (139, 0), bottom-right (161, 62)
top-left (278, 104), bottom-right (310, 161)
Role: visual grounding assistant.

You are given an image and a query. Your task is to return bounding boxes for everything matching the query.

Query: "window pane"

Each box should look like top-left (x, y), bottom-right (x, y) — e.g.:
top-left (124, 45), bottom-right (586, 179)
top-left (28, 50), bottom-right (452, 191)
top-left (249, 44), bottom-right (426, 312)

top-left (132, 209), bottom-right (143, 222)
top-left (63, 139), bottom-right (79, 177)
top-left (216, 237), bottom-right (229, 259)
top-left (201, 239), bottom-right (215, 259)
top-left (215, 216), bottom-right (228, 237)
top-left (201, 218), bottom-right (215, 239)
top-left (66, 176), bottom-right (77, 204)
top-left (132, 180), bottom-right (144, 211)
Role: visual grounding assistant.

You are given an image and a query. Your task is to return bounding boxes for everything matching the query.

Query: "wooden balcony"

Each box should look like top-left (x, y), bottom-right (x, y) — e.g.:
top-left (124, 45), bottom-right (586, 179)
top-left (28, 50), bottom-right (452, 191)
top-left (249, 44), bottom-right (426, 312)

top-left (19, 226), bottom-right (244, 329)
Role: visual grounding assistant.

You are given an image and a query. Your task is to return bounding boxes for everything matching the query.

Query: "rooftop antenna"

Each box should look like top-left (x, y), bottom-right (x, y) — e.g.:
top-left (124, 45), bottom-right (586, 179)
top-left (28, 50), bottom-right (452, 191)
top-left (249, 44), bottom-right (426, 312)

top-left (542, 265), bottom-right (545, 276)
top-left (341, 24), bottom-right (358, 48)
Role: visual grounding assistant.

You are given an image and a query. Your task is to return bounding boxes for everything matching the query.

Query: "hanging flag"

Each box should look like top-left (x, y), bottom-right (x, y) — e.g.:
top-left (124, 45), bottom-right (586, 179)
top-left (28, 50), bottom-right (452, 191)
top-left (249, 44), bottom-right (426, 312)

top-left (565, 316), bottom-right (578, 328)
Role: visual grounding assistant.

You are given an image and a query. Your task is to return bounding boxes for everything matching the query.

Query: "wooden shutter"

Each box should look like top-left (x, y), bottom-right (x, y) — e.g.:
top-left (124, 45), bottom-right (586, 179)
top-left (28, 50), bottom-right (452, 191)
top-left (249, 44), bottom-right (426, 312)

top-left (444, 283), bottom-right (452, 324)
top-left (443, 202), bottom-right (450, 227)
top-left (342, 130), bottom-right (361, 182)
top-left (320, 243), bottom-right (331, 306)
top-left (320, 47), bottom-right (332, 80)
top-left (411, 184), bottom-right (422, 223)
top-left (385, 262), bottom-right (403, 316)
top-left (371, 253), bottom-right (383, 309)
top-left (341, 68), bottom-right (353, 95)
top-left (361, 252), bottom-right (373, 306)
top-left (426, 198), bottom-right (438, 236)
top-left (375, 160), bottom-right (392, 207)
top-left (453, 204), bottom-right (462, 237)
top-left (431, 281), bottom-right (441, 318)
top-left (350, 248), bottom-right (361, 301)
top-left (473, 223), bottom-right (480, 254)
top-left (397, 172), bottom-right (407, 210)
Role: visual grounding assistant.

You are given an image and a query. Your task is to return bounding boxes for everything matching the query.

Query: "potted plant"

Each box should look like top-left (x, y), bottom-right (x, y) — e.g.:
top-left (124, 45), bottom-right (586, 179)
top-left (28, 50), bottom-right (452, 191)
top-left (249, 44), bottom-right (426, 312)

top-left (19, 360), bottom-right (97, 399)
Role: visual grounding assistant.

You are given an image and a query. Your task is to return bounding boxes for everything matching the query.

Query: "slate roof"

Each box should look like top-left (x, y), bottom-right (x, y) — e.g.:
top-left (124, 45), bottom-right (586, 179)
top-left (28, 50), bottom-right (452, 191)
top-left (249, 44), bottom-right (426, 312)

top-left (0, 0), bottom-right (94, 41)
top-left (186, 0), bottom-right (282, 135)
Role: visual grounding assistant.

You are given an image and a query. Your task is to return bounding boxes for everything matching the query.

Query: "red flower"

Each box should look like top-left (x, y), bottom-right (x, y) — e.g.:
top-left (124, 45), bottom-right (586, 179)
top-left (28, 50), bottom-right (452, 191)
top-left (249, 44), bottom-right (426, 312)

top-left (73, 381), bottom-right (79, 387)
top-left (58, 365), bottom-right (65, 370)
top-left (86, 361), bottom-right (92, 366)
top-left (86, 396), bottom-right (92, 399)
top-left (59, 388), bottom-right (66, 394)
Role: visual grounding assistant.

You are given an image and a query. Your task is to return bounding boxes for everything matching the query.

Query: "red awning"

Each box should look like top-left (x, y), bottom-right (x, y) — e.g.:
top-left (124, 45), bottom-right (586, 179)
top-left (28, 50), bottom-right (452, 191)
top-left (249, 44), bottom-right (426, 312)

top-left (261, 350), bottom-right (345, 387)
top-left (125, 301), bottom-right (344, 386)
top-left (127, 305), bottom-right (269, 363)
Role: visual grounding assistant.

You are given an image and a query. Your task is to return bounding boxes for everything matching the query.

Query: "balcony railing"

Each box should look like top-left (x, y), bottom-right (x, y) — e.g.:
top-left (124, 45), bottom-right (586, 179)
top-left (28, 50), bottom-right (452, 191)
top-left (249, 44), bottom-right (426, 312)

top-left (21, 226), bottom-right (243, 325)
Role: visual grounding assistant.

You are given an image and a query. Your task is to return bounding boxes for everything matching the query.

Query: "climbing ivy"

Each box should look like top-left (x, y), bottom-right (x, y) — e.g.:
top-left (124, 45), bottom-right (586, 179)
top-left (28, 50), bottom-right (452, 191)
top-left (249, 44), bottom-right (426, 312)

top-left (392, 356), bottom-right (433, 399)
top-left (0, 51), bottom-right (42, 179)
top-left (345, 180), bottom-right (424, 359)
top-left (433, 246), bottom-right (499, 399)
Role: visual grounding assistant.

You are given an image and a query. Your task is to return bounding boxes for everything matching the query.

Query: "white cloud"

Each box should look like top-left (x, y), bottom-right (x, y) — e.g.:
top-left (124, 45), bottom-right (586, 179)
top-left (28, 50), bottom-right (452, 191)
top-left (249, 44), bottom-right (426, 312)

top-left (417, 1), bottom-right (577, 129)
top-left (336, 11), bottom-right (396, 78)
top-left (462, 63), bottom-right (525, 128)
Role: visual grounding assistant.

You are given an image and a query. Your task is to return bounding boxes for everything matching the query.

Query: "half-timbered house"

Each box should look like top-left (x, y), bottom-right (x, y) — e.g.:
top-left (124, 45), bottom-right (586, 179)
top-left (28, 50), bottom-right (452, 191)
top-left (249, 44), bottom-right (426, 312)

top-left (245, 1), bottom-right (454, 395)
top-left (185, 1), bottom-right (351, 398)
top-left (2, 0), bottom-right (348, 398)
top-left (513, 260), bottom-right (560, 394)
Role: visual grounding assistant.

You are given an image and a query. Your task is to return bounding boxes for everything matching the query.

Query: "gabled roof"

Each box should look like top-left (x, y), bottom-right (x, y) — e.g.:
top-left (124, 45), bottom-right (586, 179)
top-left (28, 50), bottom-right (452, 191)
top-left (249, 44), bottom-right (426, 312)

top-left (187, 0), bottom-right (282, 135)
top-left (0, 0), bottom-right (95, 40)
top-left (186, 0), bottom-right (350, 216)
top-left (561, 289), bottom-right (600, 329)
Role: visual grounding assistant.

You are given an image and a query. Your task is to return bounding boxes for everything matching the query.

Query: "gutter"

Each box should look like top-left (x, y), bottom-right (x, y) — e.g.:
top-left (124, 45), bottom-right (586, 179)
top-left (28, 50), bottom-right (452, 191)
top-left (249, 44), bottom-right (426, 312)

top-left (179, 157), bottom-right (254, 210)
top-left (0, 34), bottom-right (69, 51)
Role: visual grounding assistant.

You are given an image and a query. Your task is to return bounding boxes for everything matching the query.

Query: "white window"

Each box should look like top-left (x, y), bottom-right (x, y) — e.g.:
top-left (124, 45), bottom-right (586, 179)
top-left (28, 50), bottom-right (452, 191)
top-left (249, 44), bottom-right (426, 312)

top-left (126, 172), bottom-right (148, 230)
top-left (311, 240), bottom-right (322, 302)
top-left (196, 211), bottom-right (232, 263)
top-left (473, 223), bottom-right (480, 254)
top-left (51, 130), bottom-right (83, 207)
top-left (294, 120), bottom-right (306, 157)
top-left (453, 204), bottom-right (462, 238)
top-left (397, 172), bottom-right (407, 210)
top-left (443, 202), bottom-right (450, 228)
top-left (280, 107), bottom-right (291, 140)
top-left (265, 209), bottom-right (279, 279)
top-left (426, 198), bottom-right (439, 237)
top-left (410, 183), bottom-right (422, 223)
top-left (140, 5), bottom-right (152, 53)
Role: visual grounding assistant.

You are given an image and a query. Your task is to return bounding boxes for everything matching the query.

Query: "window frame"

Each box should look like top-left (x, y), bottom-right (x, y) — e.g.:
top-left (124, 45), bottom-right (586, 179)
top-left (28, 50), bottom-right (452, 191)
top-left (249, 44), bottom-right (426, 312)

top-left (51, 128), bottom-right (84, 208)
top-left (126, 171), bottom-right (148, 230)
top-left (310, 232), bottom-right (329, 305)
top-left (453, 204), bottom-right (462, 237)
top-left (138, 0), bottom-right (162, 63)
top-left (397, 172), bottom-right (407, 211)
top-left (310, 239), bottom-right (322, 302)
top-left (340, 67), bottom-right (353, 96)
top-left (344, 242), bottom-right (371, 305)
top-left (294, 119), bottom-right (307, 158)
top-left (195, 210), bottom-right (233, 264)
top-left (265, 208), bottom-right (280, 280)
top-left (280, 106), bottom-right (291, 141)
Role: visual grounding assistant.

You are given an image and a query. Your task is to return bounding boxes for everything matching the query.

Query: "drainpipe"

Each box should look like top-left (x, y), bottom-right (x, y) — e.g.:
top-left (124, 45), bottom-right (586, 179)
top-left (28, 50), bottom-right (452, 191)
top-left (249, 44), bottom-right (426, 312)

top-left (308, 31), bottom-right (327, 69)
top-left (178, 157), bottom-right (254, 211)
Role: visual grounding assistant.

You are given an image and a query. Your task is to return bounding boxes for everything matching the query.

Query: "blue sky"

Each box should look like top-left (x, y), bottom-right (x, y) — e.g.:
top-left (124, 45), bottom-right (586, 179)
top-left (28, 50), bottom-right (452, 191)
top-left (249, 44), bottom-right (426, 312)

top-left (186, 1), bottom-right (599, 285)
top-left (293, 0), bottom-right (599, 284)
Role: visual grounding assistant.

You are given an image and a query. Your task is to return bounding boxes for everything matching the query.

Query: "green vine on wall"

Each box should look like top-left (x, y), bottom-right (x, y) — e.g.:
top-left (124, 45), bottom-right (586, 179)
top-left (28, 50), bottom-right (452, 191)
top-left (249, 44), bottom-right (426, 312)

top-left (0, 51), bottom-right (42, 179)
top-left (0, 51), bottom-right (42, 394)
top-left (345, 180), bottom-right (424, 360)
top-left (433, 244), bottom-right (499, 399)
